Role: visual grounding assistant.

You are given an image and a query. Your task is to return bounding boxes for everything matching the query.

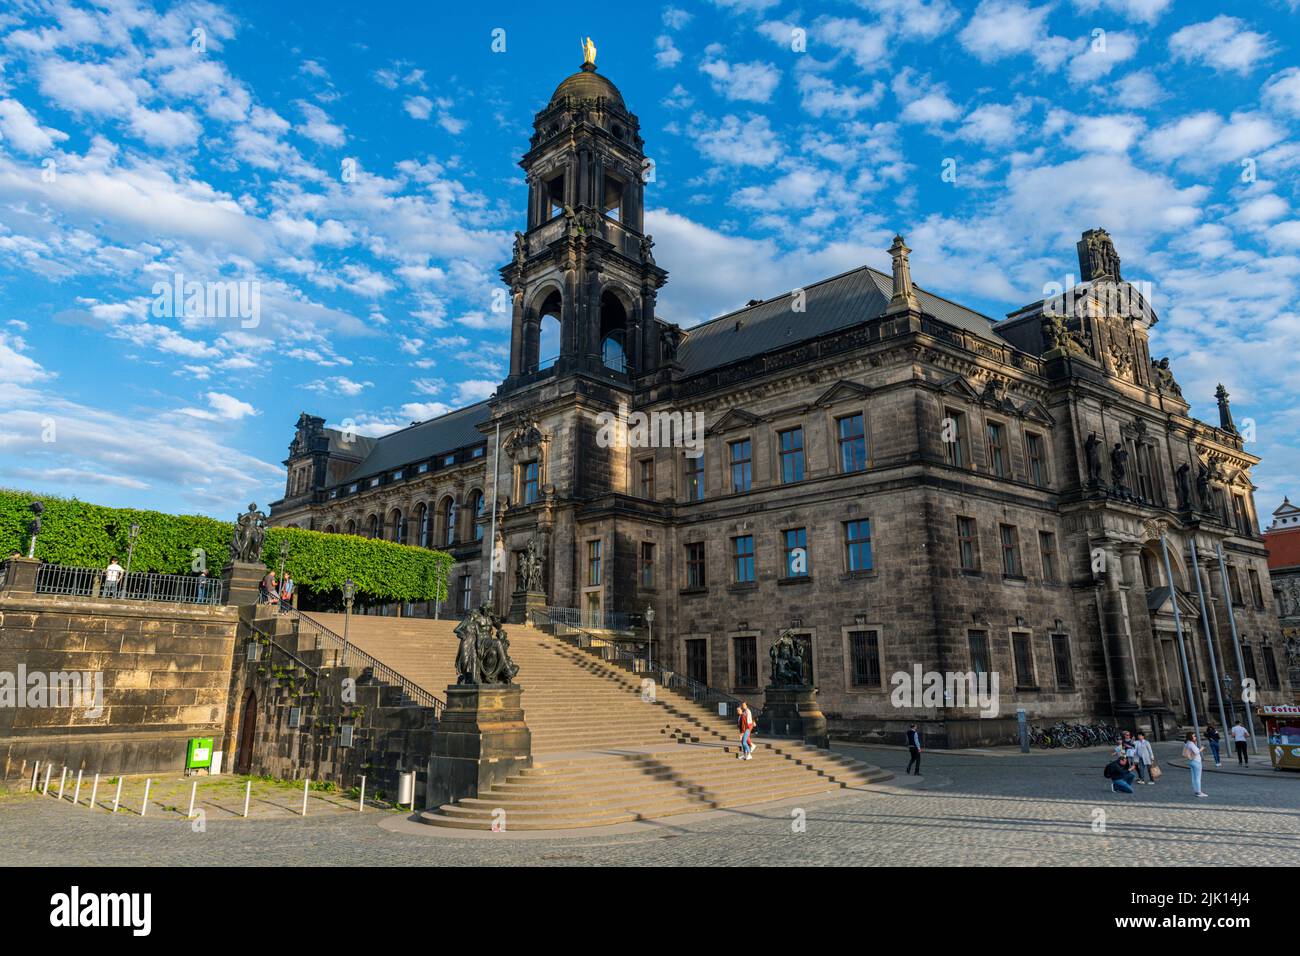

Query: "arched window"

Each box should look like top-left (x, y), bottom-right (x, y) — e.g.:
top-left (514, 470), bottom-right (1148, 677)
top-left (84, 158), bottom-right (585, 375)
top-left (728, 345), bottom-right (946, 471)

top-left (324, 525), bottom-right (336, 535)
top-left (441, 496), bottom-right (457, 546)
top-left (365, 514), bottom-right (378, 538)
top-left (469, 490), bottom-right (485, 541)
top-left (524, 288), bottom-right (562, 373)
top-left (389, 508), bottom-right (404, 544)
top-left (345, 519), bottom-right (356, 535)
top-left (599, 290), bottom-right (628, 373)
top-left (416, 502), bottom-right (430, 548)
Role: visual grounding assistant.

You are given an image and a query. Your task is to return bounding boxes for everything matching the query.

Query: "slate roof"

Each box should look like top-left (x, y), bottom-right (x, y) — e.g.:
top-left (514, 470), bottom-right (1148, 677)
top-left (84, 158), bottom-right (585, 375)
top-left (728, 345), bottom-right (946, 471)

top-left (331, 402), bottom-right (492, 487)
top-left (675, 264), bottom-right (1004, 376)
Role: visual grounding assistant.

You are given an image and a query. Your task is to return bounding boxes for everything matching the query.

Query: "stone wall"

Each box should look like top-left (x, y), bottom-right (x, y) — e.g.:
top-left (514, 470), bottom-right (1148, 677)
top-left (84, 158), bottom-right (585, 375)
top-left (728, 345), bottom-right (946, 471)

top-left (0, 589), bottom-right (238, 780)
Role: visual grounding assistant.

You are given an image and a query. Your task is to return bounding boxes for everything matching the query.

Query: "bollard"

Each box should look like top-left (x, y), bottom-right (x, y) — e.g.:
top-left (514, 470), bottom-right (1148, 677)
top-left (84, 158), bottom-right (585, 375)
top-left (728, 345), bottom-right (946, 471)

top-left (187, 780), bottom-right (197, 819)
top-left (358, 775), bottom-right (365, 813)
top-left (243, 779), bottom-right (251, 819)
top-left (57, 767), bottom-right (67, 802)
top-left (301, 778), bottom-right (309, 817)
top-left (89, 774), bottom-right (99, 811)
top-left (141, 778), bottom-right (151, 817)
top-left (112, 777), bottom-right (122, 813)
top-left (30, 761), bottom-right (39, 792)
top-left (43, 764), bottom-right (52, 795)
top-left (73, 770), bottom-right (83, 806)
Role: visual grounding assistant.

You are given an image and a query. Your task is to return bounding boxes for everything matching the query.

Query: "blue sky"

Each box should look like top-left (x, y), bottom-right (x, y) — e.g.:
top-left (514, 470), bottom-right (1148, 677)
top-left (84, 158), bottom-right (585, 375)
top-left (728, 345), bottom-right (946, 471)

top-left (1, 0), bottom-right (1298, 519)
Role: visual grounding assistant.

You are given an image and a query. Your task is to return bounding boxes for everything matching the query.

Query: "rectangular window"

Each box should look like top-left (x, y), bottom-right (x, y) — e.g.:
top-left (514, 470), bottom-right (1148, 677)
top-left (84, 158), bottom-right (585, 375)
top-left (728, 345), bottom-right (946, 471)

top-left (1051, 633), bottom-right (1074, 688)
top-left (602, 173), bottom-right (624, 222)
top-left (587, 539), bottom-right (602, 587)
top-left (639, 458), bottom-right (655, 499)
top-left (1135, 444), bottom-right (1155, 501)
top-left (837, 414), bottom-right (867, 473)
top-left (783, 528), bottom-right (809, 578)
top-left (943, 408), bottom-right (966, 468)
top-left (522, 461), bottom-right (540, 504)
top-left (458, 574), bottom-right (473, 613)
top-left (1025, 432), bottom-right (1047, 487)
top-left (684, 453), bottom-right (704, 501)
top-left (1233, 495), bottom-right (1249, 535)
top-left (546, 172), bottom-right (565, 220)
top-left (779, 427), bottom-right (805, 483)
top-left (1000, 524), bottom-right (1022, 576)
top-left (1228, 567), bottom-right (1244, 605)
top-left (968, 630), bottom-right (990, 677)
top-left (685, 542), bottom-right (706, 588)
top-left (733, 636), bottom-right (758, 690)
top-left (640, 541), bottom-right (655, 589)
top-left (956, 516), bottom-right (979, 571)
top-left (1242, 645), bottom-right (1257, 685)
top-left (1039, 531), bottom-right (1058, 583)
top-left (1248, 568), bottom-right (1264, 608)
top-left (844, 519), bottom-right (873, 573)
top-left (986, 421), bottom-right (1007, 478)
top-left (686, 638), bottom-right (708, 684)
top-left (1262, 645), bottom-right (1280, 689)
top-left (728, 439), bottom-right (752, 494)
top-left (849, 630), bottom-right (881, 688)
top-left (732, 535), bottom-right (755, 584)
top-left (1012, 631), bottom-right (1036, 689)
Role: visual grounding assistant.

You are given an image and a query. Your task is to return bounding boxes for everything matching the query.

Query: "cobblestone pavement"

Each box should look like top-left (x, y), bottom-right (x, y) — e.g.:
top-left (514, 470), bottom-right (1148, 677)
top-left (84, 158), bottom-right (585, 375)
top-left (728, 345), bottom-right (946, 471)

top-left (2, 743), bottom-right (1296, 866)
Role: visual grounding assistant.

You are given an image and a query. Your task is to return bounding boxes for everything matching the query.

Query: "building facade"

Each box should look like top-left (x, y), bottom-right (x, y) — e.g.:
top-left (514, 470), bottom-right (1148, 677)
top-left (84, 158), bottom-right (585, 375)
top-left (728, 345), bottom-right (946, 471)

top-left (1263, 498), bottom-right (1300, 702)
top-left (270, 57), bottom-right (1294, 743)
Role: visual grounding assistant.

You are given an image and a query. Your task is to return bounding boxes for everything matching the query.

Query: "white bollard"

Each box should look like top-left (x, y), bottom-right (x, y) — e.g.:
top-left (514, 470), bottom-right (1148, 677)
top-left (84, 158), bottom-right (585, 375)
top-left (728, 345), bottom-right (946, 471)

top-left (301, 778), bottom-right (309, 817)
top-left (30, 762), bottom-right (39, 792)
top-left (243, 779), bottom-right (251, 819)
top-left (89, 774), bottom-right (99, 811)
top-left (112, 777), bottom-right (122, 813)
top-left (73, 770), bottom-right (83, 806)
top-left (358, 775), bottom-right (365, 813)
top-left (141, 778), bottom-right (151, 817)
top-left (57, 767), bottom-right (67, 801)
top-left (42, 764), bottom-right (52, 795)
top-left (187, 780), bottom-right (197, 819)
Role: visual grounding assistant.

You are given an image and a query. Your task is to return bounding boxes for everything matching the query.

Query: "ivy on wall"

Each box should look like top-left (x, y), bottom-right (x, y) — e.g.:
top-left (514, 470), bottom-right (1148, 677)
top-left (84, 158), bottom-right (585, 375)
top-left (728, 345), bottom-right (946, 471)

top-left (1, 489), bottom-right (452, 603)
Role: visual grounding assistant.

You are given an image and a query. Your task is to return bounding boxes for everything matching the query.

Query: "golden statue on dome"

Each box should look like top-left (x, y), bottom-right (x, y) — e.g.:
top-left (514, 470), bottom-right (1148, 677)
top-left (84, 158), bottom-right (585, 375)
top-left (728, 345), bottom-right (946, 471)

top-left (580, 36), bottom-right (597, 67)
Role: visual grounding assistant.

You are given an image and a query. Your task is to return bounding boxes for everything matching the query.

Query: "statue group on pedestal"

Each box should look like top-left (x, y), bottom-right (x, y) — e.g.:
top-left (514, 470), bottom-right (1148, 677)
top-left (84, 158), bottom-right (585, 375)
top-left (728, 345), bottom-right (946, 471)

top-left (229, 503), bottom-right (267, 563)
top-left (454, 604), bottom-right (519, 685)
top-left (769, 629), bottom-right (810, 688)
top-left (515, 535), bottom-right (545, 593)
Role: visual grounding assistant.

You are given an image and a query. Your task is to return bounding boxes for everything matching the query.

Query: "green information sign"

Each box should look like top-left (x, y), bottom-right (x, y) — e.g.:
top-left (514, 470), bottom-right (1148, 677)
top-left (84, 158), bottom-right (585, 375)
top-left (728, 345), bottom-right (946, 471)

top-left (186, 737), bottom-right (214, 770)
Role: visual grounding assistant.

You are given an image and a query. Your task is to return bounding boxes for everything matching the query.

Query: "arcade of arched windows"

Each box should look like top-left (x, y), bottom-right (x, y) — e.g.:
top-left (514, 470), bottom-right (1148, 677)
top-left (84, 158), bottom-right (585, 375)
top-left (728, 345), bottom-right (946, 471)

top-left (319, 484), bottom-right (488, 550)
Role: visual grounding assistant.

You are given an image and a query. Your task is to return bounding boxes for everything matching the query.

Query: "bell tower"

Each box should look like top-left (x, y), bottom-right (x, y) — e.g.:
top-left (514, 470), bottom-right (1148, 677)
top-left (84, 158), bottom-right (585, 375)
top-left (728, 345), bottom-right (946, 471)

top-left (500, 40), bottom-right (668, 391)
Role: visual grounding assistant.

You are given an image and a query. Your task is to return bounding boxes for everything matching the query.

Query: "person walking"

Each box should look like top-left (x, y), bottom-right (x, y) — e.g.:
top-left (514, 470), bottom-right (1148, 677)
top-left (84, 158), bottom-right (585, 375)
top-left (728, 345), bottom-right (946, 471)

top-left (1184, 732), bottom-right (1207, 797)
top-left (195, 569), bottom-right (209, 604)
top-left (103, 556), bottom-right (124, 598)
top-left (736, 702), bottom-right (756, 761)
top-left (279, 573), bottom-right (295, 614)
top-left (260, 570), bottom-right (277, 604)
top-left (1104, 754), bottom-right (1137, 793)
top-left (1204, 723), bottom-right (1222, 767)
top-left (1133, 732), bottom-right (1157, 785)
top-left (1229, 721), bottom-right (1250, 766)
top-left (905, 723), bottom-right (922, 775)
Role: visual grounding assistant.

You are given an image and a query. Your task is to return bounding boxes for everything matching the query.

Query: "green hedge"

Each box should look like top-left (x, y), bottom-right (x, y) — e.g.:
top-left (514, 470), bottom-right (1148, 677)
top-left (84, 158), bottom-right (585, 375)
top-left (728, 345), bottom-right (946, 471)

top-left (0, 489), bottom-right (452, 603)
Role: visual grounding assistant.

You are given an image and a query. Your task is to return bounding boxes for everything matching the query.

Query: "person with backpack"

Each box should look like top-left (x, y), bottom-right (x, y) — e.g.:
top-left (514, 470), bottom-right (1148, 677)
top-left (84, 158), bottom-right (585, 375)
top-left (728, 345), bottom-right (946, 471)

top-left (736, 702), bottom-right (756, 761)
top-left (1204, 723), bottom-right (1222, 767)
top-left (279, 572), bottom-right (295, 613)
top-left (1104, 754), bottom-right (1137, 793)
top-left (906, 723), bottom-right (922, 775)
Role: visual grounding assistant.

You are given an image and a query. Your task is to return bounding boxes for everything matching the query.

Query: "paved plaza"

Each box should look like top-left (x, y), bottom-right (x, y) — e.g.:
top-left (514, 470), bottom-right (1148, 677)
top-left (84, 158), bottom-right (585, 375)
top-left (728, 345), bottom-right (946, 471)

top-left (3, 741), bottom-right (1296, 867)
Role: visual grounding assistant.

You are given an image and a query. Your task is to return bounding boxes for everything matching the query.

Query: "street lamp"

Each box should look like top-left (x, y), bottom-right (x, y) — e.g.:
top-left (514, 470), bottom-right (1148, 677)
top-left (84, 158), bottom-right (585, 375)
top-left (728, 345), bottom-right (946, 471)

top-left (26, 500), bottom-right (44, 558)
top-left (645, 605), bottom-right (655, 674)
top-left (1222, 672), bottom-right (1236, 724)
top-left (124, 521), bottom-right (141, 579)
top-left (341, 578), bottom-right (356, 665)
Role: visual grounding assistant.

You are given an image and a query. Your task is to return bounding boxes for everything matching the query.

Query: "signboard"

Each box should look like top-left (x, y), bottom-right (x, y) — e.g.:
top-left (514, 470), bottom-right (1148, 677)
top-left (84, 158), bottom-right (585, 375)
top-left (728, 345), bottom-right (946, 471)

top-left (186, 737), bottom-right (213, 770)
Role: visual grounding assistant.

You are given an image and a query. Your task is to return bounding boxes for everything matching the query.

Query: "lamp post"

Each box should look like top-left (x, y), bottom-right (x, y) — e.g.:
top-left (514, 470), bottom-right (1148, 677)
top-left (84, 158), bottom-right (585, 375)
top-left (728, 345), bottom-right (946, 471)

top-left (1222, 672), bottom-right (1236, 725)
top-left (124, 522), bottom-right (141, 577)
top-left (341, 578), bottom-right (356, 665)
top-left (645, 605), bottom-right (655, 675)
top-left (26, 500), bottom-right (44, 558)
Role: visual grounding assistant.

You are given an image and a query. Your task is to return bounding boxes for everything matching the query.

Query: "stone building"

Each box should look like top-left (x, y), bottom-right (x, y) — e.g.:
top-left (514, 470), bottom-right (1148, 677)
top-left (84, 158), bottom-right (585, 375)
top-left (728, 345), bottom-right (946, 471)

top-left (1263, 498), bottom-right (1300, 702)
top-left (269, 55), bottom-right (1294, 743)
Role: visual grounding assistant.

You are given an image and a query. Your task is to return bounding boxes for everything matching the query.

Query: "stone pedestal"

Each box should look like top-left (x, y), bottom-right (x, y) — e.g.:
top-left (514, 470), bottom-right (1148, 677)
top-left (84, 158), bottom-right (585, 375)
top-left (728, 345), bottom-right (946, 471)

top-left (507, 589), bottom-right (547, 625)
top-left (757, 686), bottom-right (829, 749)
top-left (221, 560), bottom-right (265, 607)
top-left (423, 684), bottom-right (531, 811)
top-left (0, 556), bottom-right (39, 595)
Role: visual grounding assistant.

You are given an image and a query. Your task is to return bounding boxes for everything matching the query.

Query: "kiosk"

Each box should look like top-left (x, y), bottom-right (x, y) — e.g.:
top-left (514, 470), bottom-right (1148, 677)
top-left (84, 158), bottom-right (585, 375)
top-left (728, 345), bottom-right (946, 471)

top-left (1259, 705), bottom-right (1300, 772)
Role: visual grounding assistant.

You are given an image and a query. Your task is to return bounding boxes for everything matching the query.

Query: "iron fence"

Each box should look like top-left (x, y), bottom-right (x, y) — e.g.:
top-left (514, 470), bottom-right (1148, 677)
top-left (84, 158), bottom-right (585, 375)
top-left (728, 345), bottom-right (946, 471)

top-left (542, 605), bottom-right (637, 631)
top-left (33, 564), bottom-right (223, 606)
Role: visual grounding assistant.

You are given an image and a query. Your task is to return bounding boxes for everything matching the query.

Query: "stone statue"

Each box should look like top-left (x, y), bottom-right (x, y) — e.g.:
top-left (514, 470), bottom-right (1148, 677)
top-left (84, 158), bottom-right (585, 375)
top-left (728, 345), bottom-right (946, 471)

top-left (1175, 462), bottom-right (1193, 511)
top-left (1110, 443), bottom-right (1129, 489)
top-left (515, 535), bottom-right (544, 593)
top-left (1042, 314), bottom-right (1084, 355)
top-left (768, 629), bottom-right (810, 687)
top-left (580, 35), bottom-right (597, 67)
top-left (1077, 228), bottom-right (1122, 283)
top-left (1151, 357), bottom-right (1182, 397)
top-left (661, 324), bottom-right (682, 363)
top-left (640, 233), bottom-right (655, 266)
top-left (1084, 433), bottom-right (1103, 484)
top-left (1195, 463), bottom-right (1211, 512)
top-left (512, 230), bottom-right (528, 269)
top-left (229, 503), bottom-right (267, 563)
top-left (454, 605), bottom-right (519, 685)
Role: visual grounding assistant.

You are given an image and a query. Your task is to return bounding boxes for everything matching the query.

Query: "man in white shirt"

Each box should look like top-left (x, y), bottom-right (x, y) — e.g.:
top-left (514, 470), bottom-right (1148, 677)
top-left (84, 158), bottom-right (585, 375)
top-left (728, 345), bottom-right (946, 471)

top-left (1229, 721), bottom-right (1251, 766)
top-left (103, 557), bottom-right (124, 598)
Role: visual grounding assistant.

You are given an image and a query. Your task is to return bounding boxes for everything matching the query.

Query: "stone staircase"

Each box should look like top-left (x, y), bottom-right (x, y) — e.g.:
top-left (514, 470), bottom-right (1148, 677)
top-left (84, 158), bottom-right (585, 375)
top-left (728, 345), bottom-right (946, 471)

top-left (306, 612), bottom-right (890, 830)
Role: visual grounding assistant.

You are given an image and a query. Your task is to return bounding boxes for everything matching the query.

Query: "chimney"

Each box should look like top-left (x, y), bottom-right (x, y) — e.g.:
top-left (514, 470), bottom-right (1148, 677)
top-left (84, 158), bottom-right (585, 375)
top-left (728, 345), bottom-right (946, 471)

top-left (1215, 383), bottom-right (1237, 434)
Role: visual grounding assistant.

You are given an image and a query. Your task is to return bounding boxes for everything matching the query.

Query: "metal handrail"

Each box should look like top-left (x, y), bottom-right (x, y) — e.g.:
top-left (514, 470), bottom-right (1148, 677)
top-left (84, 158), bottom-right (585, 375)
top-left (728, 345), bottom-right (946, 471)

top-left (282, 604), bottom-right (445, 716)
top-left (542, 605), bottom-right (637, 631)
top-left (33, 563), bottom-right (223, 605)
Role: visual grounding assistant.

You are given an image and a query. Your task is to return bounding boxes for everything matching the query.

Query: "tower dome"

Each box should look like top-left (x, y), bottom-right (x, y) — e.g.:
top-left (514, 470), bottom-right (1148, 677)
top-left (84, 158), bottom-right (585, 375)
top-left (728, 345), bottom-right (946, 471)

top-left (549, 63), bottom-right (624, 108)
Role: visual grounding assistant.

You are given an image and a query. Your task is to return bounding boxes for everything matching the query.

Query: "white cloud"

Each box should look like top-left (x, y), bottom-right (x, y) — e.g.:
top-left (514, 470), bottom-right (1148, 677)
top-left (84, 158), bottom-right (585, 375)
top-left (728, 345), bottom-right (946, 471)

top-left (1168, 16), bottom-right (1275, 76)
top-left (1144, 111), bottom-right (1286, 170)
top-left (664, 6), bottom-right (693, 29)
top-left (812, 18), bottom-right (889, 72)
top-left (1112, 69), bottom-right (1166, 109)
top-left (893, 70), bottom-right (961, 126)
top-left (958, 102), bottom-right (1026, 146)
top-left (699, 49), bottom-right (781, 102)
top-left (403, 95), bottom-right (433, 119)
top-left (1069, 0), bottom-right (1171, 24)
top-left (1061, 113), bottom-right (1146, 153)
top-left (688, 113), bottom-right (782, 166)
top-left (1066, 31), bottom-right (1139, 84)
top-left (958, 0), bottom-right (1054, 63)
top-left (796, 74), bottom-right (884, 118)
top-left (0, 98), bottom-right (67, 153)
top-left (1262, 68), bottom-right (1300, 119)
top-left (655, 35), bottom-right (683, 69)
top-left (857, 0), bottom-right (960, 39)
top-left (295, 101), bottom-right (345, 146)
